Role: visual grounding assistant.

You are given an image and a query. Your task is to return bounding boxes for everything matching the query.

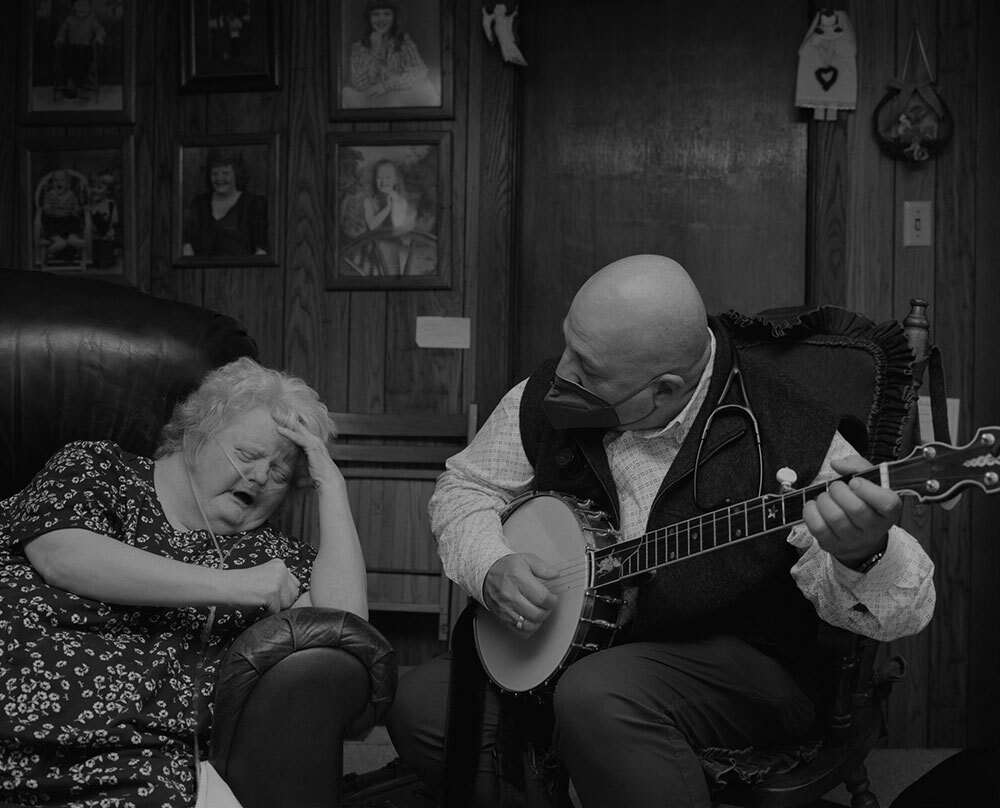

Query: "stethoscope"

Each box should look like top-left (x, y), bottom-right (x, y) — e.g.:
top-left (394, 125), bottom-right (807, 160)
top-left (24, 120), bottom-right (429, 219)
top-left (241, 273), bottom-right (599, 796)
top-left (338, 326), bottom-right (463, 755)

top-left (691, 349), bottom-right (763, 511)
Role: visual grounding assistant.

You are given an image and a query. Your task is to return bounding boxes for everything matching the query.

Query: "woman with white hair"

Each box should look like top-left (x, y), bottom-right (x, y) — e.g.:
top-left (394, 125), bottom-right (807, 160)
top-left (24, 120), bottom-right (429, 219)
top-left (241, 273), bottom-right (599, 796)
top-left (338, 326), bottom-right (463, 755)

top-left (0, 357), bottom-right (366, 807)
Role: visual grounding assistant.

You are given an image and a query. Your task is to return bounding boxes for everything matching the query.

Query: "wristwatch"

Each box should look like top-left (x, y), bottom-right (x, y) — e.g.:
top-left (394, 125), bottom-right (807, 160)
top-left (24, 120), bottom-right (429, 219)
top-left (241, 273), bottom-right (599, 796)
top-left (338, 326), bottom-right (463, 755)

top-left (851, 548), bottom-right (885, 574)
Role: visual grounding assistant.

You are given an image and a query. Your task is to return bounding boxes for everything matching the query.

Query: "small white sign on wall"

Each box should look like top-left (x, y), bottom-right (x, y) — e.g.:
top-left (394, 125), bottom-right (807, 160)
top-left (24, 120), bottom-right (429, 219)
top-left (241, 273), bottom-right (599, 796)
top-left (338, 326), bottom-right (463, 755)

top-left (415, 316), bottom-right (471, 349)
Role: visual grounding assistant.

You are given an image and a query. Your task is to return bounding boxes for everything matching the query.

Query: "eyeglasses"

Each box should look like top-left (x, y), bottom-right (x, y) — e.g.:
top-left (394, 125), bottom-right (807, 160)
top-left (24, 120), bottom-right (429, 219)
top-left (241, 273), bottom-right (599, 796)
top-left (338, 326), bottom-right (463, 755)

top-left (215, 439), bottom-right (294, 492)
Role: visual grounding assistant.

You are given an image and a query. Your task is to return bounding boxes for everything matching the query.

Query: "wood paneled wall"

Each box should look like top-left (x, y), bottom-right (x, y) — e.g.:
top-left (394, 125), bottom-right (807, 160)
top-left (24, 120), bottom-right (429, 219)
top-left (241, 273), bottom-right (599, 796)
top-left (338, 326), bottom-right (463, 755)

top-left (3, 1), bottom-right (998, 746)
top-left (1, 0), bottom-right (513, 667)
top-left (806, 0), bottom-right (1000, 749)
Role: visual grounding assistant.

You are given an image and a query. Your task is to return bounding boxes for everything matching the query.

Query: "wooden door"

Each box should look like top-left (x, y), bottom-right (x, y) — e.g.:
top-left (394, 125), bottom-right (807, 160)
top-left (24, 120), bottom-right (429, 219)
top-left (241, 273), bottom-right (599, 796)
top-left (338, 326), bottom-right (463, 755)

top-left (514, 0), bottom-right (811, 377)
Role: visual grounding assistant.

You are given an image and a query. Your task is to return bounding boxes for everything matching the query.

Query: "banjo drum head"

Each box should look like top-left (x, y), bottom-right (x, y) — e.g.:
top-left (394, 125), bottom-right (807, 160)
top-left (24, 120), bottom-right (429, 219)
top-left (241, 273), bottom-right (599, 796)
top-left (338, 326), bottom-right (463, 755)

top-left (475, 493), bottom-right (590, 694)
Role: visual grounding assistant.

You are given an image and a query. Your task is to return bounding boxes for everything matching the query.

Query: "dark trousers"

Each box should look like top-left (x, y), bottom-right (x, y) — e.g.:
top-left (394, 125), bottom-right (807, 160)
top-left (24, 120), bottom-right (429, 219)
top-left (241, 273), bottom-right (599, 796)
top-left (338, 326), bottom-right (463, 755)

top-left (386, 634), bottom-right (816, 808)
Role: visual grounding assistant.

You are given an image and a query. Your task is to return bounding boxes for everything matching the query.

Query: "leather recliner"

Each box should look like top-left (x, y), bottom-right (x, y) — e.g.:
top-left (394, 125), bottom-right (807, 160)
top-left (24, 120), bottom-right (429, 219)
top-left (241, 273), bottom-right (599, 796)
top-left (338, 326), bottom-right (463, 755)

top-left (0, 268), bottom-right (396, 808)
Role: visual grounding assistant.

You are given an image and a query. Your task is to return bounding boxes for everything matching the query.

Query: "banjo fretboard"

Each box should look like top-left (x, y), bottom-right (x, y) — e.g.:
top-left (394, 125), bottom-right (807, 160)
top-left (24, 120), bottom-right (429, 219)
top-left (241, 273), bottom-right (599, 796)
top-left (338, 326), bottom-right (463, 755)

top-left (588, 467), bottom-right (885, 588)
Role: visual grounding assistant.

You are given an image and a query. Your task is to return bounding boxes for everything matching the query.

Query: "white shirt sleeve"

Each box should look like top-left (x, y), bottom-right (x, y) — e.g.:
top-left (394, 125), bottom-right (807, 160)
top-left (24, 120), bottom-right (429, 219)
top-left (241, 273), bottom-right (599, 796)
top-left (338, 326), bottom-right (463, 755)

top-left (787, 431), bottom-right (936, 641)
top-left (428, 380), bottom-right (535, 604)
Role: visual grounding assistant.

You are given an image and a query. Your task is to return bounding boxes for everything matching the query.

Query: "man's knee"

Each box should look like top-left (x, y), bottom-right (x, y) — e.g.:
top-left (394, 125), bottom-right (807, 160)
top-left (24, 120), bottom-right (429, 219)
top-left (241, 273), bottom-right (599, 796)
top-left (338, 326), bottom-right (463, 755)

top-left (386, 655), bottom-right (450, 749)
top-left (552, 654), bottom-right (622, 736)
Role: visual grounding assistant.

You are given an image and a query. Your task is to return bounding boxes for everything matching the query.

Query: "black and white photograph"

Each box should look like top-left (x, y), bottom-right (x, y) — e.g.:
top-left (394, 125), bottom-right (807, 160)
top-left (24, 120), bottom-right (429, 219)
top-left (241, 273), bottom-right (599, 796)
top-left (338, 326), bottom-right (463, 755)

top-left (181, 0), bottom-right (280, 92)
top-left (331, 0), bottom-right (453, 120)
top-left (25, 0), bottom-right (134, 123)
top-left (328, 131), bottom-right (451, 289)
top-left (174, 134), bottom-right (279, 266)
top-left (22, 135), bottom-right (134, 283)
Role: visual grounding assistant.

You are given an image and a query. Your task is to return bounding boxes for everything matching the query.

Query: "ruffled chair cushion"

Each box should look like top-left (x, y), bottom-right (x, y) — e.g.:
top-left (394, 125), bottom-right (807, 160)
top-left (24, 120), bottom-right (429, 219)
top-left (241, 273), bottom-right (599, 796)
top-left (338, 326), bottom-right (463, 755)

top-left (720, 304), bottom-right (915, 463)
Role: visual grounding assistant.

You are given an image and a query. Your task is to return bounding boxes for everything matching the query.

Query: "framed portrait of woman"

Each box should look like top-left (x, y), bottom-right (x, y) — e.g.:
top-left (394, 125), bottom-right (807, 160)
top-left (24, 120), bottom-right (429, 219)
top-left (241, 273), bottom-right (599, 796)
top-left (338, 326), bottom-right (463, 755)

top-left (327, 131), bottom-right (452, 290)
top-left (21, 134), bottom-right (136, 285)
top-left (173, 134), bottom-right (280, 267)
top-left (330, 0), bottom-right (454, 121)
top-left (180, 0), bottom-right (280, 92)
top-left (24, 0), bottom-right (136, 124)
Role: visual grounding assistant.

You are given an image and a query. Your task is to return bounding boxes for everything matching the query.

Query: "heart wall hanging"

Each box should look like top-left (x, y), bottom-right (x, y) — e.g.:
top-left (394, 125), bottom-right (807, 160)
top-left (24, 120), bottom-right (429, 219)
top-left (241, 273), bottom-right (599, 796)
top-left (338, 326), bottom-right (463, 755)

top-left (795, 8), bottom-right (858, 121)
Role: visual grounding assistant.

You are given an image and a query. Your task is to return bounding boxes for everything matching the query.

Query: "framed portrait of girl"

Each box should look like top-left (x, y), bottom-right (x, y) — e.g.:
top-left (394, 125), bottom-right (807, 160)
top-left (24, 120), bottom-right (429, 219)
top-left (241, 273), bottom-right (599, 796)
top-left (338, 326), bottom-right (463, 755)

top-left (327, 131), bottom-right (452, 289)
top-left (330, 0), bottom-right (454, 121)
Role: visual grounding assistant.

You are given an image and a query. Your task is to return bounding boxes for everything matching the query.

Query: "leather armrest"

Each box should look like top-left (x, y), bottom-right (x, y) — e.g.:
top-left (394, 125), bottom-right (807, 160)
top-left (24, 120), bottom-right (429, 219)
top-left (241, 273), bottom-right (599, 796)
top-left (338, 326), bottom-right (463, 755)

top-left (210, 607), bottom-right (396, 808)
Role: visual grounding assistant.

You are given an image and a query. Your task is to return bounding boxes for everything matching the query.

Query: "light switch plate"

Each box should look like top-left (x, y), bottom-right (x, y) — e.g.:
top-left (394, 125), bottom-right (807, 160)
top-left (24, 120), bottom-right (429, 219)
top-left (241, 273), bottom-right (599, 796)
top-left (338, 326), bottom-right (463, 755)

top-left (903, 201), bottom-right (933, 247)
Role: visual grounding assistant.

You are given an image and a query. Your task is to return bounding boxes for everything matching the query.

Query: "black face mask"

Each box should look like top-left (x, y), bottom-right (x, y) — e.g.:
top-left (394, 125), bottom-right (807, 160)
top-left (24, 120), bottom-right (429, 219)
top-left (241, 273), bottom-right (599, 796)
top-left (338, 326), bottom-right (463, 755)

top-left (542, 372), bottom-right (661, 430)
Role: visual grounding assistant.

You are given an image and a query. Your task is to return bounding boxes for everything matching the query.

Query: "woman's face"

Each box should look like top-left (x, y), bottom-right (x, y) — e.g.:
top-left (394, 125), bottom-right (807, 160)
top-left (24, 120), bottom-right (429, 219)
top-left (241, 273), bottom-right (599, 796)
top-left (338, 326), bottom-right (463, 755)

top-left (210, 164), bottom-right (237, 194)
top-left (187, 407), bottom-right (298, 534)
top-left (375, 164), bottom-right (398, 193)
top-left (369, 7), bottom-right (394, 33)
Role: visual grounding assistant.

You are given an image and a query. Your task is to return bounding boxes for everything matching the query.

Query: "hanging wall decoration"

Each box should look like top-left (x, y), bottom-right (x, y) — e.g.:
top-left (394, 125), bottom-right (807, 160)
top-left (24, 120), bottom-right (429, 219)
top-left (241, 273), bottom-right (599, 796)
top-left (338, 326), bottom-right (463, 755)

top-left (873, 28), bottom-right (953, 163)
top-left (24, 0), bottom-right (136, 124)
top-left (326, 131), bottom-right (452, 290)
top-left (172, 134), bottom-right (281, 267)
top-left (330, 0), bottom-right (455, 121)
top-left (795, 8), bottom-right (857, 121)
top-left (21, 134), bottom-right (136, 284)
top-left (482, 2), bottom-right (527, 66)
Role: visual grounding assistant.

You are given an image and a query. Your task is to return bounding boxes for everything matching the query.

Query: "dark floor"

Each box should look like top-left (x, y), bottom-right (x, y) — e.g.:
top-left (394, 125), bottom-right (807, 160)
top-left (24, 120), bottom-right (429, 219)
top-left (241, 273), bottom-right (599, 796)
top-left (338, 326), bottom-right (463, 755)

top-left (343, 726), bottom-right (960, 808)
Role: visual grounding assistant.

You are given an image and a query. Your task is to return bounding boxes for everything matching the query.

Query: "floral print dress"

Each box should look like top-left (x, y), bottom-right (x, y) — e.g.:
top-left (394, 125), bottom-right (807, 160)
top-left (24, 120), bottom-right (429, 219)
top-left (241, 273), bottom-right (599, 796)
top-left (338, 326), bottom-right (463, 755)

top-left (0, 441), bottom-right (316, 807)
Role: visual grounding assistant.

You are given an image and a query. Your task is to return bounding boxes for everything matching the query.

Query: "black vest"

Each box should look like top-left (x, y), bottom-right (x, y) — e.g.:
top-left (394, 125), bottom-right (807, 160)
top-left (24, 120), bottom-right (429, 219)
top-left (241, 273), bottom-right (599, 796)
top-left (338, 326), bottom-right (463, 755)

top-left (519, 317), bottom-right (841, 669)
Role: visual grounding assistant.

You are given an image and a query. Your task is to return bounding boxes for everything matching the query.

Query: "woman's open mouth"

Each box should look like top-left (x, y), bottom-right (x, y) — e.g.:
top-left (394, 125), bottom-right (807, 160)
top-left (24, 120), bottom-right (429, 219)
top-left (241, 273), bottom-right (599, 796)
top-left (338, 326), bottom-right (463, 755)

top-left (232, 490), bottom-right (255, 506)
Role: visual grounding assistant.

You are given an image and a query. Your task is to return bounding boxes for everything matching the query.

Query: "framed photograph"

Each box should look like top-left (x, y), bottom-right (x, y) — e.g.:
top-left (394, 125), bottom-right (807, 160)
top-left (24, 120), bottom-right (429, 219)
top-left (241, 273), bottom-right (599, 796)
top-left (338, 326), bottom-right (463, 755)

top-left (173, 134), bottom-right (280, 267)
top-left (24, 0), bottom-right (135, 123)
top-left (21, 135), bottom-right (136, 285)
top-left (180, 0), bottom-right (280, 92)
top-left (327, 131), bottom-right (452, 290)
top-left (330, 0), bottom-right (453, 121)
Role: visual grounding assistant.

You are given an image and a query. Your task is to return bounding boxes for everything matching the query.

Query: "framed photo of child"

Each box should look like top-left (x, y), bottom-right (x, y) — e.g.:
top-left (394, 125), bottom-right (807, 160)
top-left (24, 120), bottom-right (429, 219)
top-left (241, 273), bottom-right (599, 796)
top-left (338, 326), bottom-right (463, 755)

top-left (330, 0), bottom-right (454, 121)
top-left (173, 134), bottom-right (280, 267)
top-left (180, 0), bottom-right (280, 92)
top-left (327, 131), bottom-right (452, 289)
top-left (24, 0), bottom-right (136, 124)
top-left (21, 135), bottom-right (135, 285)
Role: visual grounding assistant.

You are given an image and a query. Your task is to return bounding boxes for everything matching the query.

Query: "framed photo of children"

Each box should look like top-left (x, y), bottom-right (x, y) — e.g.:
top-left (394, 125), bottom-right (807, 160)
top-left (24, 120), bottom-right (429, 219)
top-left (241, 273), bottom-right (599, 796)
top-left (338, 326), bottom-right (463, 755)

top-left (327, 131), bottom-right (452, 290)
top-left (21, 135), bottom-right (136, 284)
top-left (330, 0), bottom-right (454, 121)
top-left (180, 0), bottom-right (280, 92)
top-left (24, 0), bottom-right (136, 123)
top-left (173, 134), bottom-right (280, 267)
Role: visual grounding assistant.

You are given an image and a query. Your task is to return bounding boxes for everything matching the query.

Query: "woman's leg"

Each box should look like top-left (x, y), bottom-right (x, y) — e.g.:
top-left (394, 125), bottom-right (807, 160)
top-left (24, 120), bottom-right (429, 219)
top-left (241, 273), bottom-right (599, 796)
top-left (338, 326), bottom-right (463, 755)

top-left (552, 635), bottom-right (816, 808)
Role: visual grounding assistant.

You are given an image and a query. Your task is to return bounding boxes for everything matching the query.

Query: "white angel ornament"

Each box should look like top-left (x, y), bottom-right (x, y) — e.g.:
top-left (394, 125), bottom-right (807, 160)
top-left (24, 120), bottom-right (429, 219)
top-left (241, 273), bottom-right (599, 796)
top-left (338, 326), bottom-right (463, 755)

top-left (482, 2), bottom-right (527, 66)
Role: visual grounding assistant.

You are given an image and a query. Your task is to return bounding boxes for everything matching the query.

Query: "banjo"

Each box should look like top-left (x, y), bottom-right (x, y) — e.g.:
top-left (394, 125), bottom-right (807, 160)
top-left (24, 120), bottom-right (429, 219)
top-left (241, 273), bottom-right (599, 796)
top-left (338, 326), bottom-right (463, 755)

top-left (474, 426), bottom-right (1000, 696)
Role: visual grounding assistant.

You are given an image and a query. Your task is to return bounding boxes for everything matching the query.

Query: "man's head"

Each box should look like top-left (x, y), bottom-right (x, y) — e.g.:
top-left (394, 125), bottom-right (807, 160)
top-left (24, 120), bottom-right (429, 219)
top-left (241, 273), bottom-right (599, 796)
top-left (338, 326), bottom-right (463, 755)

top-left (544, 254), bottom-right (711, 431)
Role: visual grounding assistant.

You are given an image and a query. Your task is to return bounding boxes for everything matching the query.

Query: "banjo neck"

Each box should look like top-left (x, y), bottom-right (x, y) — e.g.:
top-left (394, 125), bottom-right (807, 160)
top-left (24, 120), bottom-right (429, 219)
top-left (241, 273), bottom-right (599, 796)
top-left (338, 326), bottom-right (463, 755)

top-left (588, 466), bottom-right (885, 589)
top-left (587, 425), bottom-right (1000, 588)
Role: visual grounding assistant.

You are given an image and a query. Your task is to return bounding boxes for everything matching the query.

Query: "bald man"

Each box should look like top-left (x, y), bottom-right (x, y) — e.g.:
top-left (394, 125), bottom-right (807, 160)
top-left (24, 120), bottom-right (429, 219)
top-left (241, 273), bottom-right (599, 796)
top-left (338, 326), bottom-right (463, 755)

top-left (387, 255), bottom-right (935, 808)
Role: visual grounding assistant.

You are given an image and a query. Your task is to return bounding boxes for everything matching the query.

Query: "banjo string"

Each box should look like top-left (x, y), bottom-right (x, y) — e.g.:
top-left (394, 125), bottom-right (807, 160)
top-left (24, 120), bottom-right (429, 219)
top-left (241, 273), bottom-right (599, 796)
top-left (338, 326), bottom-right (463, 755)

top-left (532, 499), bottom-right (806, 595)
